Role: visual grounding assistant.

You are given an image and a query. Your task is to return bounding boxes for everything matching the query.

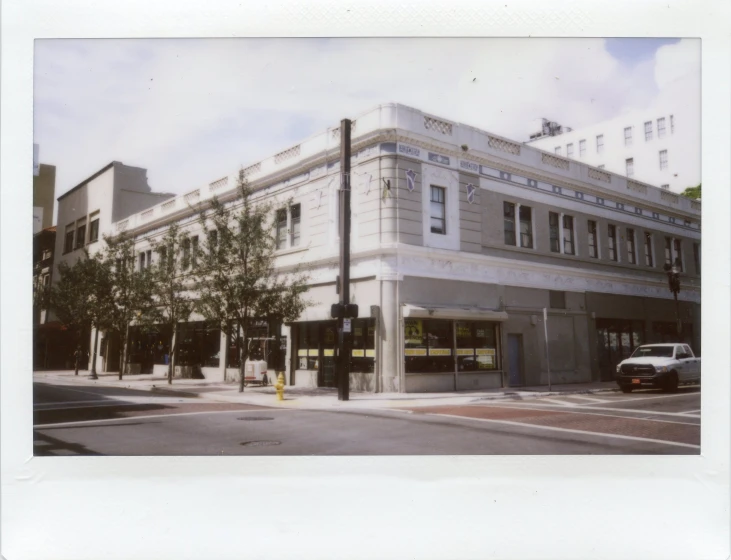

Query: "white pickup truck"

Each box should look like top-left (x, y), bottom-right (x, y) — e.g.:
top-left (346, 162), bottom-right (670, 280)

top-left (615, 343), bottom-right (701, 393)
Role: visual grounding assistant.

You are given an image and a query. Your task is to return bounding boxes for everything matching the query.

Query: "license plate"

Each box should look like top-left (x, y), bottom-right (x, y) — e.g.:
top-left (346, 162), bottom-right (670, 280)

top-left (632, 378), bottom-right (641, 384)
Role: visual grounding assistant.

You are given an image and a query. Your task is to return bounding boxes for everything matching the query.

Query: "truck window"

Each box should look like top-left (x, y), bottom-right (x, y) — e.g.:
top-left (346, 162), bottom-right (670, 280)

top-left (682, 345), bottom-right (692, 356)
top-left (630, 346), bottom-right (674, 358)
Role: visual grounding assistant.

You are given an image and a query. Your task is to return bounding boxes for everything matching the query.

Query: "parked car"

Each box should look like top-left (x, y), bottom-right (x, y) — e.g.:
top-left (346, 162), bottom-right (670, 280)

top-left (615, 343), bottom-right (701, 393)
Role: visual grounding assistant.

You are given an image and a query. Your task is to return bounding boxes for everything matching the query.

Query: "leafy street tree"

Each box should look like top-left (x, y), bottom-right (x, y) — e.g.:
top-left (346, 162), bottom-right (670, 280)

top-left (95, 232), bottom-right (159, 380)
top-left (48, 253), bottom-right (113, 378)
top-left (148, 222), bottom-right (196, 385)
top-left (681, 183), bottom-right (701, 200)
top-left (194, 172), bottom-right (311, 392)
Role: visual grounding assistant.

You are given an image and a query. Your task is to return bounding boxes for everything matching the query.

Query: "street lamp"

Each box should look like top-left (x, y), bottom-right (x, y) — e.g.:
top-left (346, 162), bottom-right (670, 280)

top-left (663, 259), bottom-right (682, 337)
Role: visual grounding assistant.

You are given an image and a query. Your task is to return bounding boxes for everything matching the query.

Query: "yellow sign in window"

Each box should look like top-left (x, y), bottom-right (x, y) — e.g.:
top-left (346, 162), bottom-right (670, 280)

top-left (365, 349), bottom-right (376, 358)
top-left (298, 349), bottom-right (308, 357)
top-left (323, 349), bottom-right (334, 357)
top-left (351, 349), bottom-right (365, 357)
top-left (476, 348), bottom-right (496, 356)
top-left (429, 348), bottom-right (451, 356)
top-left (308, 349), bottom-right (319, 357)
top-left (405, 348), bottom-right (427, 357)
top-left (456, 348), bottom-right (474, 356)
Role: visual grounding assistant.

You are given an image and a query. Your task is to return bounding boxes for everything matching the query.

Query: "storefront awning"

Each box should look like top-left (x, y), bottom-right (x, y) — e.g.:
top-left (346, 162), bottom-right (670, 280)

top-left (403, 304), bottom-right (509, 322)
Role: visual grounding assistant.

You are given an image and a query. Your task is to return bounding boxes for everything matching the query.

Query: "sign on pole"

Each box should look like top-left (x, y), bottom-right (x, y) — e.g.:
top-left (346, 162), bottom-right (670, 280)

top-left (543, 307), bottom-right (552, 391)
top-left (343, 318), bottom-right (351, 333)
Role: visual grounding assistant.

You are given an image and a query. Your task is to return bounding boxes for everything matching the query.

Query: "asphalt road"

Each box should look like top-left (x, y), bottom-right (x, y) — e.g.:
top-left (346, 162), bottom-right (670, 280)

top-left (33, 382), bottom-right (700, 456)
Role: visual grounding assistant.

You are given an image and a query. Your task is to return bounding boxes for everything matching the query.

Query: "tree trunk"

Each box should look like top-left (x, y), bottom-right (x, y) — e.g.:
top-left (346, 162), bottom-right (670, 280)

top-left (168, 323), bottom-right (177, 385)
top-left (90, 326), bottom-right (100, 378)
top-left (119, 322), bottom-right (130, 380)
top-left (238, 325), bottom-right (248, 393)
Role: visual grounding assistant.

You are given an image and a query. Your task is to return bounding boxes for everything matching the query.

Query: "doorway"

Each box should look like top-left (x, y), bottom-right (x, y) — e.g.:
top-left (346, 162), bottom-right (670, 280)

top-left (596, 319), bottom-right (644, 381)
top-left (507, 334), bottom-right (523, 387)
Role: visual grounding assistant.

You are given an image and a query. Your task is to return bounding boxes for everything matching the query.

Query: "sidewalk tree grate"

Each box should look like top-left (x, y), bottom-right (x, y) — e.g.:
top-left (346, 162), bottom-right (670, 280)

top-left (240, 440), bottom-right (281, 447)
top-left (237, 417), bottom-right (274, 421)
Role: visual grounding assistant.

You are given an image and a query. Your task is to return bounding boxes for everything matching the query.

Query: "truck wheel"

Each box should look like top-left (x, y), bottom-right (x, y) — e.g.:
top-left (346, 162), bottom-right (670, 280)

top-left (620, 386), bottom-right (633, 393)
top-left (664, 372), bottom-right (679, 393)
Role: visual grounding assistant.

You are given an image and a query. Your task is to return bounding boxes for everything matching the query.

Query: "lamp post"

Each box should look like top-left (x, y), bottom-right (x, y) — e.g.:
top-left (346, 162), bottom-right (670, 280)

top-left (663, 260), bottom-right (682, 337)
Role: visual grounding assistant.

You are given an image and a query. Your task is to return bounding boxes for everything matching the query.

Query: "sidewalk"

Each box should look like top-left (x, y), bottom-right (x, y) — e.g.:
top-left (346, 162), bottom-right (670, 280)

top-left (34, 369), bottom-right (619, 410)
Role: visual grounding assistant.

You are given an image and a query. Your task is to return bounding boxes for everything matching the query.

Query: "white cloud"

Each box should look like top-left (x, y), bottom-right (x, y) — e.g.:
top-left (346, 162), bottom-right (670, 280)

top-left (33, 37), bottom-right (699, 205)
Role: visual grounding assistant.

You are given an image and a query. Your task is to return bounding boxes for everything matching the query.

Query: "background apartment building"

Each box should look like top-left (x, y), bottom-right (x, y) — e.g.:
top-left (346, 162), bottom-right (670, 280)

top-left (78, 103), bottom-right (700, 392)
top-left (527, 95), bottom-right (700, 194)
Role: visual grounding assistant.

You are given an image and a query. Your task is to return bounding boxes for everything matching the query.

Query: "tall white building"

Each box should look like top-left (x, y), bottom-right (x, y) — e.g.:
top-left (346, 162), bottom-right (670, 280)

top-left (527, 97), bottom-right (700, 194)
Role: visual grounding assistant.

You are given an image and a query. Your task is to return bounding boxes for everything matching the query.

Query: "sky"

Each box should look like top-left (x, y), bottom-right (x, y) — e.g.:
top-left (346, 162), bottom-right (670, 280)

top-left (34, 37), bottom-right (699, 206)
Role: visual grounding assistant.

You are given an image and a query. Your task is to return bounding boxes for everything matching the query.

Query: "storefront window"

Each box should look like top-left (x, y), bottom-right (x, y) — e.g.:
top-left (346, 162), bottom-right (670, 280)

top-left (177, 321), bottom-right (221, 367)
top-left (351, 319), bottom-right (376, 373)
top-left (297, 323), bottom-right (319, 370)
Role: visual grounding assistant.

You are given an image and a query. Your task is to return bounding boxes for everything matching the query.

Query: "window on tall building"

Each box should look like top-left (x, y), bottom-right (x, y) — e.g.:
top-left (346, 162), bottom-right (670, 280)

top-left (275, 208), bottom-right (287, 249)
top-left (549, 212), bottom-right (560, 253)
top-left (430, 186), bottom-right (446, 235)
top-left (626, 228), bottom-right (637, 264)
top-left (191, 236), bottom-right (199, 267)
top-left (88, 212), bottom-right (100, 243)
top-left (554, 146), bottom-right (562, 155)
top-left (673, 238), bottom-right (683, 271)
top-left (596, 134), bottom-right (604, 153)
top-left (75, 220), bottom-right (86, 250)
top-left (670, 114), bottom-right (675, 134)
top-left (659, 150), bottom-right (668, 170)
top-left (549, 290), bottom-right (566, 310)
top-left (598, 164), bottom-right (605, 169)
top-left (579, 139), bottom-right (586, 157)
top-left (626, 158), bottom-right (634, 177)
top-left (624, 126), bottom-right (632, 146)
top-left (693, 243), bottom-right (700, 275)
top-left (644, 121), bottom-right (653, 141)
top-left (139, 252), bottom-right (146, 270)
top-left (644, 232), bottom-right (654, 267)
top-left (290, 204), bottom-right (301, 246)
top-left (657, 117), bottom-right (666, 138)
top-left (566, 143), bottom-right (574, 158)
top-left (563, 215), bottom-right (575, 255)
top-left (182, 238), bottom-right (191, 269)
top-left (519, 206), bottom-right (533, 248)
top-left (608, 224), bottom-right (618, 261)
top-left (64, 224), bottom-right (74, 253)
top-left (664, 237), bottom-right (673, 266)
top-left (587, 220), bottom-right (598, 258)
top-left (661, 184), bottom-right (670, 190)
top-left (208, 230), bottom-right (218, 263)
top-left (503, 202), bottom-right (516, 246)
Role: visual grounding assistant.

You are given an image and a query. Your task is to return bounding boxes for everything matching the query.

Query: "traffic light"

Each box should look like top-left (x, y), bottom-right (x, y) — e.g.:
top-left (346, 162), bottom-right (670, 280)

top-left (330, 303), bottom-right (359, 319)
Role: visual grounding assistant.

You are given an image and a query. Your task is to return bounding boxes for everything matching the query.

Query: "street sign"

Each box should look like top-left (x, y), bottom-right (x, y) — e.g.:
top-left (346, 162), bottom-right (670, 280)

top-left (343, 319), bottom-right (351, 333)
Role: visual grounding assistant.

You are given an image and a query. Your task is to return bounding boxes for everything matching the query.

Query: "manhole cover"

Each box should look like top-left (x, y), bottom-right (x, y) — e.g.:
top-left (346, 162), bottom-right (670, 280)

top-left (237, 417), bottom-right (274, 421)
top-left (240, 440), bottom-right (281, 447)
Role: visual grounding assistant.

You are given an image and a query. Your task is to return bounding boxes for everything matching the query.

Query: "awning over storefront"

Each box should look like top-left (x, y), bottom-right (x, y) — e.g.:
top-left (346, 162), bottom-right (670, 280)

top-left (402, 304), bottom-right (509, 322)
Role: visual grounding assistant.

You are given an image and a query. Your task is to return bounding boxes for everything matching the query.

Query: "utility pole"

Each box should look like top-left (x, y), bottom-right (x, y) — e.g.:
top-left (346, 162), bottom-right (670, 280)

top-left (333, 118), bottom-right (358, 401)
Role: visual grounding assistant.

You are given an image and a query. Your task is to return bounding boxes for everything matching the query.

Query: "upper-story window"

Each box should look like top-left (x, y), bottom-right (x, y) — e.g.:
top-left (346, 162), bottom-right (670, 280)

top-left (519, 206), bottom-right (533, 249)
top-left (88, 212), bottom-right (100, 243)
top-left (566, 143), bottom-right (574, 158)
top-left (626, 228), bottom-right (637, 264)
top-left (549, 212), bottom-right (560, 253)
top-left (579, 139), bottom-right (586, 157)
top-left (596, 134), bottom-right (604, 154)
top-left (670, 114), bottom-right (675, 134)
top-left (693, 243), bottom-right (700, 275)
top-left (64, 224), bottom-right (74, 254)
top-left (182, 238), bottom-right (191, 269)
top-left (624, 126), bottom-right (633, 146)
top-left (657, 117), bottom-right (666, 138)
top-left (563, 215), bottom-right (575, 255)
top-left (608, 224), bottom-right (618, 261)
top-left (430, 186), bottom-right (446, 235)
top-left (503, 202), bottom-right (516, 246)
top-left (275, 208), bottom-right (287, 249)
top-left (75, 220), bottom-right (86, 250)
top-left (625, 158), bottom-right (634, 178)
top-left (587, 220), bottom-right (598, 258)
top-left (673, 238), bottom-right (683, 271)
top-left (644, 121), bottom-right (653, 141)
top-left (554, 146), bottom-right (562, 155)
top-left (598, 165), bottom-right (605, 169)
top-left (664, 237), bottom-right (673, 266)
top-left (644, 232), bottom-right (654, 267)
top-left (139, 252), bottom-right (146, 270)
top-left (275, 203), bottom-right (302, 249)
top-left (191, 236), bottom-right (199, 267)
top-left (659, 150), bottom-right (668, 170)
top-left (661, 184), bottom-right (670, 190)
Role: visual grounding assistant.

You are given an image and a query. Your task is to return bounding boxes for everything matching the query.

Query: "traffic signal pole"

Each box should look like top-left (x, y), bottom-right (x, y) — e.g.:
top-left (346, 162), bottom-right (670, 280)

top-left (338, 118), bottom-right (352, 401)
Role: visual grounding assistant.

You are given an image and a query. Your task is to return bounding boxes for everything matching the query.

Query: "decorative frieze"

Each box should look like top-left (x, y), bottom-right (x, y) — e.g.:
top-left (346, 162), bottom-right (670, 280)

top-left (627, 180), bottom-right (648, 195)
top-left (487, 136), bottom-right (521, 155)
top-left (209, 176), bottom-right (229, 190)
top-left (161, 199), bottom-right (176, 212)
top-left (423, 115), bottom-right (453, 136)
top-left (661, 191), bottom-right (679, 204)
top-left (588, 168), bottom-right (611, 183)
top-left (141, 209), bottom-right (154, 221)
top-left (242, 163), bottom-right (261, 177)
top-left (184, 189), bottom-right (200, 204)
top-left (116, 219), bottom-right (129, 232)
top-left (541, 153), bottom-right (570, 170)
top-left (274, 145), bottom-right (301, 164)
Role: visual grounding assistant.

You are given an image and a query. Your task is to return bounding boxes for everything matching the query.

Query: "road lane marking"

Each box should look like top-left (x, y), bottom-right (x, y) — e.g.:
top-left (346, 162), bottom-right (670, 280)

top-left (679, 409), bottom-right (701, 415)
top-left (33, 408), bottom-right (297, 428)
top-left (604, 392), bottom-right (699, 405)
top-left (564, 395), bottom-right (609, 404)
top-left (466, 403), bottom-right (700, 426)
top-left (538, 398), bottom-right (578, 407)
top-left (426, 413), bottom-right (700, 450)
top-left (486, 401), bottom-right (700, 419)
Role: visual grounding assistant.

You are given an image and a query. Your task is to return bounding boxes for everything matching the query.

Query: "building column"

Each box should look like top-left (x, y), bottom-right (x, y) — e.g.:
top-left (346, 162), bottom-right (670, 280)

top-left (219, 329), bottom-right (228, 381)
top-left (380, 278), bottom-right (400, 393)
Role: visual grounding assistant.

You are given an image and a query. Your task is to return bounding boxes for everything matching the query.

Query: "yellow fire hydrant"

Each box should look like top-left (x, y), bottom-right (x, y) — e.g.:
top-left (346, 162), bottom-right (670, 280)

top-left (275, 371), bottom-right (285, 401)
